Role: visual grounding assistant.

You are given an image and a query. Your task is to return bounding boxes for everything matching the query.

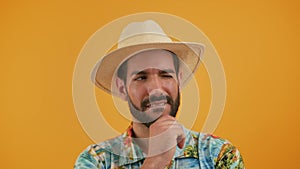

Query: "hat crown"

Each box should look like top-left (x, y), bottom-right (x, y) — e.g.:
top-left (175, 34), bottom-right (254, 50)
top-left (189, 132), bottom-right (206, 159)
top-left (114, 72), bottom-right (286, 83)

top-left (118, 20), bottom-right (172, 48)
top-left (92, 19), bottom-right (204, 94)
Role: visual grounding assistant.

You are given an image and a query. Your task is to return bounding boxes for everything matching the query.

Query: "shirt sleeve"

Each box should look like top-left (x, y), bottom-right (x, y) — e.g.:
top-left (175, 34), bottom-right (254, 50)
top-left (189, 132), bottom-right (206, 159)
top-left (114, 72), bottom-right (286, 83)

top-left (74, 146), bottom-right (106, 169)
top-left (214, 143), bottom-right (245, 169)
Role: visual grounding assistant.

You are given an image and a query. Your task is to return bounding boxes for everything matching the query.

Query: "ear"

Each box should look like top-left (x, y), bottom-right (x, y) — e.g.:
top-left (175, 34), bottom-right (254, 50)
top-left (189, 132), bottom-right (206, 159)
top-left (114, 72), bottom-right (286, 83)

top-left (116, 77), bottom-right (128, 101)
top-left (178, 71), bottom-right (183, 91)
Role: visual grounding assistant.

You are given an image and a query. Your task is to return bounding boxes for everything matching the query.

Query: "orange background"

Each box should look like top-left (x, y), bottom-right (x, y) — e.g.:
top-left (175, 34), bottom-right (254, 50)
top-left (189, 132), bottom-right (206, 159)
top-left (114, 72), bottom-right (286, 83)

top-left (1, 0), bottom-right (300, 168)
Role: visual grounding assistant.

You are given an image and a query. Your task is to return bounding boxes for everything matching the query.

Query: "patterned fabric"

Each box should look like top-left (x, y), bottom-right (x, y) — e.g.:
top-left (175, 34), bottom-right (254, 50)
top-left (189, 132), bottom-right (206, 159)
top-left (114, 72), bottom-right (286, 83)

top-left (74, 124), bottom-right (244, 169)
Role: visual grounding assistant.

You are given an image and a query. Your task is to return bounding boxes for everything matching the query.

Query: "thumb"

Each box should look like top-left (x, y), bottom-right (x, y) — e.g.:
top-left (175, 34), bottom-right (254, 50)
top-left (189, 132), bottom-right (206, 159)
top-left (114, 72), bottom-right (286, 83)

top-left (177, 135), bottom-right (185, 149)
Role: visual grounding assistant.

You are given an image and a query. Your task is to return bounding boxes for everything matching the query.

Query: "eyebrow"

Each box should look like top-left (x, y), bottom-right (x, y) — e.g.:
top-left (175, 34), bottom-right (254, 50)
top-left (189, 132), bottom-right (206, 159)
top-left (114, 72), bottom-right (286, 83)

top-left (130, 69), bottom-right (175, 76)
top-left (160, 69), bottom-right (175, 74)
top-left (130, 70), bottom-right (147, 76)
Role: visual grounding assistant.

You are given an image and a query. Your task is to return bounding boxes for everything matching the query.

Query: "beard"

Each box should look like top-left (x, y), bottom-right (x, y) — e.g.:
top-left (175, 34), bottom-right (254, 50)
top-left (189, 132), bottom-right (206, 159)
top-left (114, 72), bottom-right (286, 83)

top-left (127, 90), bottom-right (180, 128)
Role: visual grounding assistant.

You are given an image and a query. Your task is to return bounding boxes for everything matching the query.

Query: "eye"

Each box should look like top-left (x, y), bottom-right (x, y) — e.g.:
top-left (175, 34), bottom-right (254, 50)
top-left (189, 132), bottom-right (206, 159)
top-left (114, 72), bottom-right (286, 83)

top-left (161, 74), bottom-right (173, 78)
top-left (134, 75), bottom-right (147, 81)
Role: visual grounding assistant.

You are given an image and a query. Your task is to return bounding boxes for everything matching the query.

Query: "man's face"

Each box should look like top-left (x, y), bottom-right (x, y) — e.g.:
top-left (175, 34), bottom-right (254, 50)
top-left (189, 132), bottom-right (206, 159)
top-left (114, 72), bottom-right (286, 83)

top-left (124, 49), bottom-right (181, 127)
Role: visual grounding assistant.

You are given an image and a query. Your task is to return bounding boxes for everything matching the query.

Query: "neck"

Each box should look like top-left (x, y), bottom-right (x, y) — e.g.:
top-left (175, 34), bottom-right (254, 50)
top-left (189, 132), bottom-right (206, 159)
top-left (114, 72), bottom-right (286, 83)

top-left (132, 122), bottom-right (150, 137)
top-left (132, 122), bottom-right (150, 153)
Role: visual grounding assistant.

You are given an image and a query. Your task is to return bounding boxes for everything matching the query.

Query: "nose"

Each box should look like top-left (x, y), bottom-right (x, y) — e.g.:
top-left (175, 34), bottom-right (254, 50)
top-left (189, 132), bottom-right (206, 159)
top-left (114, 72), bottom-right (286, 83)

top-left (146, 76), bottom-right (164, 95)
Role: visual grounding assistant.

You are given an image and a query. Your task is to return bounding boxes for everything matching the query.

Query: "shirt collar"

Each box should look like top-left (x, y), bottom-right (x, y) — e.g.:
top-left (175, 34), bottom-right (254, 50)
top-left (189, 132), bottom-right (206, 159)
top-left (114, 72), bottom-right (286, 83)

top-left (118, 123), bottom-right (199, 166)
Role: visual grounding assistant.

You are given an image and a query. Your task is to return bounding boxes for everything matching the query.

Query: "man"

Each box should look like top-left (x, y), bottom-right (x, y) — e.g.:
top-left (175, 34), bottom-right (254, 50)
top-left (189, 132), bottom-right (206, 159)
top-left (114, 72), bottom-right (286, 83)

top-left (75, 20), bottom-right (244, 169)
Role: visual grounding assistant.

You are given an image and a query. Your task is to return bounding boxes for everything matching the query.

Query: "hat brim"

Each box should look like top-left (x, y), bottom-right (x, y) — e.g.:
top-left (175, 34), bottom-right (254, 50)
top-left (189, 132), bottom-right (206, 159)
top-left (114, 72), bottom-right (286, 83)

top-left (91, 42), bottom-right (205, 94)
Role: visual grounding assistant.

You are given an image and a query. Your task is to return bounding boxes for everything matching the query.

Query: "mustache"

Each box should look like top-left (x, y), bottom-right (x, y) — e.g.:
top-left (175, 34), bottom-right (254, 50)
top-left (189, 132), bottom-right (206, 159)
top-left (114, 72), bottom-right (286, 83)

top-left (141, 95), bottom-right (173, 111)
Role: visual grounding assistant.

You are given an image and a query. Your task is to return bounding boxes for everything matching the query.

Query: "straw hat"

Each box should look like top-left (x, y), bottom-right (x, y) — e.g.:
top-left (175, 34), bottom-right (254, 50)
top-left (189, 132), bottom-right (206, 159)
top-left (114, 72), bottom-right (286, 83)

top-left (91, 20), bottom-right (205, 94)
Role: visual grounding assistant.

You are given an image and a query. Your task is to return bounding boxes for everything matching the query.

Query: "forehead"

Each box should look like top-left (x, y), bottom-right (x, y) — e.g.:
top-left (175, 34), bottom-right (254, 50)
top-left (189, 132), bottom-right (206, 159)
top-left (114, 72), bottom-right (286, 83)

top-left (126, 49), bottom-right (175, 73)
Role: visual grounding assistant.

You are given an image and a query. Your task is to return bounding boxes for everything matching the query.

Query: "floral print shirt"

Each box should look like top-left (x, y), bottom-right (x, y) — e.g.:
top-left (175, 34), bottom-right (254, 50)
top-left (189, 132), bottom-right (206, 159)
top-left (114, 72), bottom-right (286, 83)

top-left (74, 125), bottom-right (244, 169)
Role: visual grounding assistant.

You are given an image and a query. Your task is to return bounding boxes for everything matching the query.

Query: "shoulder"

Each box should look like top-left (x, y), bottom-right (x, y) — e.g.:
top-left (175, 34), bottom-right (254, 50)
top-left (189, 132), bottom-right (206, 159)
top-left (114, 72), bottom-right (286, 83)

top-left (184, 129), bottom-right (230, 154)
top-left (74, 135), bottom-right (123, 169)
top-left (198, 132), bottom-right (230, 156)
top-left (197, 132), bottom-right (245, 169)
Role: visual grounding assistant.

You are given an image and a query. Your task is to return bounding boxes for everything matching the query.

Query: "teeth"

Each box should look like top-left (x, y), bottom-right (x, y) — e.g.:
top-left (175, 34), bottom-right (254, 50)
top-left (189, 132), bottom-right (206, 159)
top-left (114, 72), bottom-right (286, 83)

top-left (149, 102), bottom-right (166, 107)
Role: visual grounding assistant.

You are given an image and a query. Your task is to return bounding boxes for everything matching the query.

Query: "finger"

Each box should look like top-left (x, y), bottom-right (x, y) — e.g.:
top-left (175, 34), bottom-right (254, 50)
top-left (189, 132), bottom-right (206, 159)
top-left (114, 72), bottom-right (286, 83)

top-left (177, 135), bottom-right (185, 149)
top-left (154, 114), bottom-right (176, 123)
top-left (150, 122), bottom-right (182, 133)
top-left (176, 125), bottom-right (185, 149)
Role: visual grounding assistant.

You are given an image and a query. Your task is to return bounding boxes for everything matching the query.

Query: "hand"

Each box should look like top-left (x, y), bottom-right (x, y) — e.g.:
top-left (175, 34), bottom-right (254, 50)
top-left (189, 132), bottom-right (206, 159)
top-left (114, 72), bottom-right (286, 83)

top-left (141, 115), bottom-right (185, 169)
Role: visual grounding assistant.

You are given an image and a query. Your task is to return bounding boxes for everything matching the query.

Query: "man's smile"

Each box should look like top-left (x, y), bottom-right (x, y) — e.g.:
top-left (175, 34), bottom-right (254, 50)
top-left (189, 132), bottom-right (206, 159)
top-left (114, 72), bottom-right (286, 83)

top-left (145, 100), bottom-right (168, 110)
top-left (141, 95), bottom-right (172, 112)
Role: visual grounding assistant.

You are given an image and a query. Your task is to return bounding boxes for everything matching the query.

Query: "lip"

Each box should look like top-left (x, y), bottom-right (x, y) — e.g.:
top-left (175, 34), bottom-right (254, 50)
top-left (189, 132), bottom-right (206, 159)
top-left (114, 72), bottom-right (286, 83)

top-left (145, 101), bottom-right (167, 110)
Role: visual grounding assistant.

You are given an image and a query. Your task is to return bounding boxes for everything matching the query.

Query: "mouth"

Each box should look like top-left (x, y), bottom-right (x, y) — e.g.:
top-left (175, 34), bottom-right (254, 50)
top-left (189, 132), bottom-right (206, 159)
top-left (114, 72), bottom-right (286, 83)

top-left (143, 100), bottom-right (168, 113)
top-left (141, 95), bottom-right (173, 112)
top-left (144, 100), bottom-right (168, 111)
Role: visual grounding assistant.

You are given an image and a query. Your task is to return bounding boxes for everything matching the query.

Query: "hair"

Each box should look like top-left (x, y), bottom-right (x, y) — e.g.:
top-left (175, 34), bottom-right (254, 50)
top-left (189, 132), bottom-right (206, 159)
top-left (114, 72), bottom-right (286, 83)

top-left (117, 49), bottom-right (180, 83)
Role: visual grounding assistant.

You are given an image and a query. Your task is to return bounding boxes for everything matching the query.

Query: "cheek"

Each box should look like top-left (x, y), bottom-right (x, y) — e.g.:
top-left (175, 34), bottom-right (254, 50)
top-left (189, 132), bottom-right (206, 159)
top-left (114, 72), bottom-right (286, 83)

top-left (165, 81), bottom-right (179, 97)
top-left (127, 84), bottom-right (144, 103)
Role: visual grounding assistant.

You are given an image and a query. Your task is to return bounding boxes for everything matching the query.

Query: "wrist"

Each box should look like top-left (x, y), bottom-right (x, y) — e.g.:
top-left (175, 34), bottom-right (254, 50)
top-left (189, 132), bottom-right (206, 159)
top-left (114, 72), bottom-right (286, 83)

top-left (141, 157), bottom-right (166, 169)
